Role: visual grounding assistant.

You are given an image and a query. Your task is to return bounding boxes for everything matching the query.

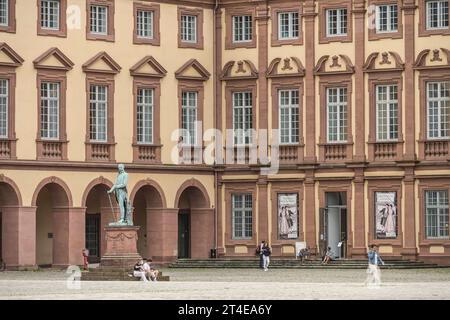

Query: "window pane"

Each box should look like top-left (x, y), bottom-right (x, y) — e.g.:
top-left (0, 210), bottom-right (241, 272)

top-left (137, 88), bottom-right (154, 144)
top-left (0, 79), bottom-right (8, 138)
top-left (41, 0), bottom-right (60, 29)
top-left (89, 85), bottom-right (108, 141)
top-left (0, 0), bottom-right (8, 26)
top-left (137, 10), bottom-right (153, 38)
top-left (181, 91), bottom-right (197, 145)
top-left (233, 92), bottom-right (253, 145)
top-left (40, 82), bottom-right (60, 139)
top-left (426, 190), bottom-right (449, 239)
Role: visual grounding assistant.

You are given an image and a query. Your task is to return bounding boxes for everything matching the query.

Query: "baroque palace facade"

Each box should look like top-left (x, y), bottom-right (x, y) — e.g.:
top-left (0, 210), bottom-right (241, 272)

top-left (0, 0), bottom-right (449, 268)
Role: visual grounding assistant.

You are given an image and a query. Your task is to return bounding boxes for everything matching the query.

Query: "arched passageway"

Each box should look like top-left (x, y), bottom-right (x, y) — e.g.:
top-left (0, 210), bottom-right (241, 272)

top-left (175, 180), bottom-right (213, 259)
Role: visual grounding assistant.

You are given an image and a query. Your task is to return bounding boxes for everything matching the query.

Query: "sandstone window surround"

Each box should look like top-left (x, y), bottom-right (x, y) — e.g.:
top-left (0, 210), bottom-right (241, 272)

top-left (34, 48), bottom-right (74, 161)
top-left (37, 0), bottom-right (67, 37)
top-left (419, 0), bottom-right (450, 36)
top-left (0, 43), bottom-right (23, 160)
top-left (418, 179), bottom-right (450, 253)
top-left (0, 0), bottom-right (15, 33)
top-left (130, 56), bottom-right (166, 164)
top-left (225, 7), bottom-right (256, 49)
top-left (270, 1), bottom-right (303, 47)
top-left (368, 0), bottom-right (403, 40)
top-left (319, 0), bottom-right (353, 44)
top-left (86, 0), bottom-right (115, 42)
top-left (178, 6), bottom-right (204, 50)
top-left (415, 51), bottom-right (450, 160)
top-left (133, 2), bottom-right (160, 46)
top-left (83, 52), bottom-right (121, 162)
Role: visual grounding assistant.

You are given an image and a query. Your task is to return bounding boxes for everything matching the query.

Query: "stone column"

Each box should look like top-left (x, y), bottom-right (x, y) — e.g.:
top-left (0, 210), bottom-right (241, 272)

top-left (52, 206), bottom-right (85, 267)
top-left (353, 0), bottom-right (366, 162)
top-left (303, 0), bottom-right (317, 163)
top-left (2, 206), bottom-right (37, 269)
top-left (256, 3), bottom-right (269, 147)
top-left (257, 177), bottom-right (269, 243)
top-left (304, 170), bottom-right (317, 254)
top-left (402, 167), bottom-right (418, 259)
top-left (352, 168), bottom-right (366, 257)
top-left (402, 0), bottom-right (417, 161)
top-left (191, 208), bottom-right (214, 259)
top-left (147, 208), bottom-right (178, 263)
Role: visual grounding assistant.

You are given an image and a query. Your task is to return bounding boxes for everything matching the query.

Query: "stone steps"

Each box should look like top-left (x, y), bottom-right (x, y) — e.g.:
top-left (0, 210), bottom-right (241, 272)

top-left (169, 259), bottom-right (443, 269)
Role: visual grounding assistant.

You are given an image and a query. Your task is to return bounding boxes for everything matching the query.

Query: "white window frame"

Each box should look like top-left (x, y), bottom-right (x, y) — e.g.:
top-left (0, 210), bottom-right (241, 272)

top-left (426, 0), bottom-right (449, 30)
top-left (181, 91), bottom-right (198, 146)
top-left (233, 92), bottom-right (253, 146)
top-left (425, 190), bottom-right (449, 239)
top-left (89, 85), bottom-right (108, 142)
top-left (232, 193), bottom-right (253, 240)
top-left (233, 15), bottom-right (252, 43)
top-left (137, 10), bottom-right (153, 39)
top-left (41, 0), bottom-right (60, 30)
top-left (427, 81), bottom-right (450, 139)
top-left (0, 0), bottom-right (8, 27)
top-left (326, 8), bottom-right (348, 37)
top-left (0, 79), bottom-right (8, 138)
top-left (181, 14), bottom-right (197, 43)
top-left (90, 5), bottom-right (108, 35)
top-left (40, 82), bottom-right (60, 140)
top-left (376, 84), bottom-right (399, 142)
top-left (279, 89), bottom-right (300, 145)
top-left (375, 4), bottom-right (398, 33)
top-left (327, 87), bottom-right (348, 143)
top-left (278, 11), bottom-right (300, 40)
top-left (136, 88), bottom-right (154, 144)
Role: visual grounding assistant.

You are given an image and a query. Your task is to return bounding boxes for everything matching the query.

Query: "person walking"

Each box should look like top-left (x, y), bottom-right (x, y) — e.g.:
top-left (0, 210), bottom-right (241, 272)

top-left (256, 240), bottom-right (265, 269)
top-left (262, 241), bottom-right (271, 271)
top-left (367, 244), bottom-right (385, 287)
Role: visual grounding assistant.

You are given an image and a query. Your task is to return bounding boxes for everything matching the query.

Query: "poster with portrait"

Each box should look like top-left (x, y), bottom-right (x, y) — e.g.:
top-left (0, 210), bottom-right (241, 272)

top-left (375, 192), bottom-right (398, 239)
top-left (278, 193), bottom-right (299, 240)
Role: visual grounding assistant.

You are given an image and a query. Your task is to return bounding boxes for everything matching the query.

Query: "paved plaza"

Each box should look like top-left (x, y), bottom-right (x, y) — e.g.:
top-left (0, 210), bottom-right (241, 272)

top-left (0, 268), bottom-right (450, 300)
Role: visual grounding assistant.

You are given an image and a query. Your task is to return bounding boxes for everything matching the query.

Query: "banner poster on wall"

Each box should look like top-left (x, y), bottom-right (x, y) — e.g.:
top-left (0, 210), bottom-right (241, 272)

top-left (375, 191), bottom-right (398, 239)
top-left (278, 193), bottom-right (299, 240)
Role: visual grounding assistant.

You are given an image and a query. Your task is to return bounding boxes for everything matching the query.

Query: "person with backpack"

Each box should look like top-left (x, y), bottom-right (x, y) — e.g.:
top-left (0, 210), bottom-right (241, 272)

top-left (255, 240), bottom-right (265, 269)
top-left (262, 241), bottom-right (271, 271)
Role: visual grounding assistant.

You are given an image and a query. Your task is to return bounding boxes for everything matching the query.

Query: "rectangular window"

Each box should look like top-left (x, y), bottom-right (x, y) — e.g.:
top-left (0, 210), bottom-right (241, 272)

top-left (233, 15), bottom-right (252, 42)
top-left (326, 8), bottom-right (347, 36)
top-left (136, 88), bottom-right (153, 144)
top-left (278, 11), bottom-right (299, 40)
top-left (233, 92), bottom-right (253, 145)
top-left (181, 14), bottom-right (197, 43)
top-left (89, 85), bottom-right (107, 142)
top-left (41, 0), bottom-right (60, 30)
top-left (0, 0), bottom-right (8, 26)
top-left (427, 82), bottom-right (450, 139)
top-left (427, 0), bottom-right (449, 29)
top-left (327, 87), bottom-right (348, 143)
top-left (425, 190), bottom-right (449, 239)
top-left (40, 82), bottom-right (59, 139)
top-left (279, 89), bottom-right (300, 144)
top-left (376, 85), bottom-right (398, 141)
top-left (232, 193), bottom-right (253, 240)
top-left (90, 5), bottom-right (108, 34)
top-left (0, 79), bottom-right (8, 138)
top-left (137, 10), bottom-right (153, 39)
top-left (376, 4), bottom-right (398, 33)
top-left (181, 91), bottom-right (197, 145)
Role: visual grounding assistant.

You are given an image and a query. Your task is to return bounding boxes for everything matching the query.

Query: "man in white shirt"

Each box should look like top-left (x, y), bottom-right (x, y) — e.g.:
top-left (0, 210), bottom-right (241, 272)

top-left (142, 258), bottom-right (151, 281)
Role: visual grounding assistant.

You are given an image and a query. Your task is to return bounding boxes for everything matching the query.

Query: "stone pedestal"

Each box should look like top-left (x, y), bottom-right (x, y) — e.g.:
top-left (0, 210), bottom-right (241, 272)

top-left (100, 226), bottom-right (142, 268)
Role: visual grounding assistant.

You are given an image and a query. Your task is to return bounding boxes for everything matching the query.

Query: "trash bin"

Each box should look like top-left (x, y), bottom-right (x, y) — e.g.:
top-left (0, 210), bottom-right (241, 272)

top-left (210, 249), bottom-right (217, 258)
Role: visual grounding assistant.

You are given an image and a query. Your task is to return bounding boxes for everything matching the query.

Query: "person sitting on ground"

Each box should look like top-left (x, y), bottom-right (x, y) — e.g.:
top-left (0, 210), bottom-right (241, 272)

top-left (303, 247), bottom-right (311, 261)
top-left (147, 258), bottom-right (160, 282)
top-left (132, 259), bottom-right (148, 282)
top-left (321, 247), bottom-right (334, 265)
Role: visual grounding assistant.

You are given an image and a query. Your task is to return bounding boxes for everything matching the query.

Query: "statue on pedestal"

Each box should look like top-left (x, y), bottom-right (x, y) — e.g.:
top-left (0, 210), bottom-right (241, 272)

top-left (107, 164), bottom-right (133, 226)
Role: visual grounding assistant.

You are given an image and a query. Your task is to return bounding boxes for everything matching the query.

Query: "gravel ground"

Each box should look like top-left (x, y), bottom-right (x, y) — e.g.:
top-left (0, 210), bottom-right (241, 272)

top-left (0, 268), bottom-right (449, 300)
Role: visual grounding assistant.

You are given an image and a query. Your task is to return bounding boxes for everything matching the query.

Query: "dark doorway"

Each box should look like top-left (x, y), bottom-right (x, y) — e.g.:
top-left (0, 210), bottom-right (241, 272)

top-left (320, 192), bottom-right (348, 259)
top-left (178, 210), bottom-right (190, 259)
top-left (85, 213), bottom-right (101, 263)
